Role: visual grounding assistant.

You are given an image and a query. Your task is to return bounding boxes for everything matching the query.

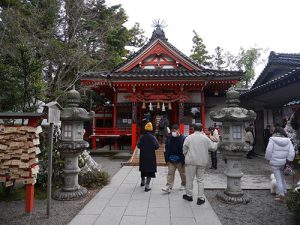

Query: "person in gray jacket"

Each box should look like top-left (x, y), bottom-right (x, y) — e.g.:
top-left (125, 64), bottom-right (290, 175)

top-left (265, 126), bottom-right (295, 203)
top-left (182, 123), bottom-right (217, 205)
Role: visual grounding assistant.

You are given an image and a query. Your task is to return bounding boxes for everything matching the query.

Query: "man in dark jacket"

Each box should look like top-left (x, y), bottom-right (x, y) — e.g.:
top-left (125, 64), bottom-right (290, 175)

top-left (138, 122), bottom-right (160, 192)
top-left (162, 124), bottom-right (186, 193)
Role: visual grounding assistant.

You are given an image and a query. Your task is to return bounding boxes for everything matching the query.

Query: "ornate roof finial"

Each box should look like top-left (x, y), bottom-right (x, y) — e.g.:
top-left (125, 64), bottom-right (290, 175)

top-left (152, 19), bottom-right (167, 29)
top-left (150, 19), bottom-right (168, 41)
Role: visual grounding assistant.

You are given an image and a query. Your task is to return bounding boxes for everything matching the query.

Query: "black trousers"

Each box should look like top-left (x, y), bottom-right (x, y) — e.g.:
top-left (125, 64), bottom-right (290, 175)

top-left (210, 151), bottom-right (217, 169)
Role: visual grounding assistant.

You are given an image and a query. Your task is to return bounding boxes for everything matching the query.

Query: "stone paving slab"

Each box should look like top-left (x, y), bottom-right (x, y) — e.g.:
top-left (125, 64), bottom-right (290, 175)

top-left (69, 166), bottom-right (222, 225)
top-left (153, 166), bottom-right (292, 189)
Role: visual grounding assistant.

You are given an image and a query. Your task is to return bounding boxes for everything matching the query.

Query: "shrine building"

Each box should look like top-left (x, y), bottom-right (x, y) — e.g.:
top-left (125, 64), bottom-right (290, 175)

top-left (81, 26), bottom-right (243, 150)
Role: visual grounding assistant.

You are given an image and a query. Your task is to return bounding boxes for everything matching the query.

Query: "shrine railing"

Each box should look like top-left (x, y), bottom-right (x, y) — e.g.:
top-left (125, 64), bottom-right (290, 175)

top-left (92, 127), bottom-right (132, 136)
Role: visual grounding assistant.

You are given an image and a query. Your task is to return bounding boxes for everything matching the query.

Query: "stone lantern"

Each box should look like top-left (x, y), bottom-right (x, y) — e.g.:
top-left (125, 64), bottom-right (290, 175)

top-left (210, 88), bottom-right (256, 204)
top-left (53, 87), bottom-right (93, 200)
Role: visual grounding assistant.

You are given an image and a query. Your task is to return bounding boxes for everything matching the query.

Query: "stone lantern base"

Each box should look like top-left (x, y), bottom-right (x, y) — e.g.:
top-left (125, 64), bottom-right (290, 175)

top-left (217, 148), bottom-right (251, 204)
top-left (52, 148), bottom-right (88, 201)
top-left (53, 185), bottom-right (87, 201)
top-left (217, 190), bottom-right (251, 204)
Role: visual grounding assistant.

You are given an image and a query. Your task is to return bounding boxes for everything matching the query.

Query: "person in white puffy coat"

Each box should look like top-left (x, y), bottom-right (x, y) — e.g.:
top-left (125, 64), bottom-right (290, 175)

top-left (265, 126), bottom-right (295, 202)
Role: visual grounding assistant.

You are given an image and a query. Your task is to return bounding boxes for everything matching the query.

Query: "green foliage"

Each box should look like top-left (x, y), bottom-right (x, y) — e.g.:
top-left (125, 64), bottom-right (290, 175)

top-left (80, 89), bottom-right (112, 111)
top-left (210, 46), bottom-right (237, 70)
top-left (79, 170), bottom-right (110, 189)
top-left (211, 47), bottom-right (226, 69)
top-left (0, 0), bottom-right (51, 111)
top-left (234, 47), bottom-right (265, 88)
top-left (37, 126), bottom-right (64, 189)
top-left (0, 0), bottom-right (145, 106)
top-left (190, 30), bottom-right (211, 67)
top-left (128, 22), bottom-right (147, 48)
top-left (286, 189), bottom-right (300, 222)
top-left (206, 44), bottom-right (265, 88)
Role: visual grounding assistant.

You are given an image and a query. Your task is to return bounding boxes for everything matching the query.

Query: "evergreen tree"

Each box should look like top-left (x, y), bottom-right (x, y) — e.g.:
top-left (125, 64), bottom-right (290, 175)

top-left (0, 0), bottom-right (146, 110)
top-left (190, 30), bottom-right (211, 67)
top-left (0, 1), bottom-right (47, 112)
top-left (211, 46), bottom-right (228, 70)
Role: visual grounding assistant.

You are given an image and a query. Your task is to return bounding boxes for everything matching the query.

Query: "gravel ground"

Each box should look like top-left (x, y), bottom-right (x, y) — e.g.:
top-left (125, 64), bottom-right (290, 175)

top-left (0, 153), bottom-right (298, 225)
top-left (205, 152), bottom-right (297, 225)
top-left (0, 156), bottom-right (126, 225)
top-left (205, 190), bottom-right (296, 225)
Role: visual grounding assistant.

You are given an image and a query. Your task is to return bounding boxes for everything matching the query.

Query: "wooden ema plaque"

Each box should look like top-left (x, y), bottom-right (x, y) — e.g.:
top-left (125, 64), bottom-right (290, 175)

top-left (0, 124), bottom-right (41, 213)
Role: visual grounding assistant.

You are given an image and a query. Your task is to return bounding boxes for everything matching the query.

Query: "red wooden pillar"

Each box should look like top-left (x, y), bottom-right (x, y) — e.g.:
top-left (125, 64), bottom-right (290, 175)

top-left (25, 117), bottom-right (40, 213)
top-left (113, 92), bottom-right (119, 150)
top-left (171, 102), bottom-right (177, 124)
top-left (25, 184), bottom-right (35, 213)
top-left (179, 101), bottom-right (184, 134)
top-left (92, 116), bottom-right (97, 150)
top-left (113, 92), bottom-right (117, 128)
top-left (201, 90), bottom-right (205, 129)
top-left (131, 100), bottom-right (137, 151)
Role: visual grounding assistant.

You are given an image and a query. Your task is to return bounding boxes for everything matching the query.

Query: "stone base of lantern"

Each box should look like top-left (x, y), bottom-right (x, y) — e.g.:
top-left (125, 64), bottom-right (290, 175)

top-left (52, 185), bottom-right (87, 201)
top-left (217, 190), bottom-right (251, 204)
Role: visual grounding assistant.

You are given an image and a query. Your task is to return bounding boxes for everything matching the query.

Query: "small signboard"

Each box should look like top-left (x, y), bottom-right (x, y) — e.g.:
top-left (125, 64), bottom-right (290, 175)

top-left (184, 125), bottom-right (190, 136)
top-left (44, 101), bottom-right (63, 125)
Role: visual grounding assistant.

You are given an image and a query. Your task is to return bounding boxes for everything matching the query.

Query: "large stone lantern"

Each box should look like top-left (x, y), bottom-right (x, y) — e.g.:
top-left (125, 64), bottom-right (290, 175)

top-left (53, 87), bottom-right (93, 200)
top-left (210, 88), bottom-right (256, 204)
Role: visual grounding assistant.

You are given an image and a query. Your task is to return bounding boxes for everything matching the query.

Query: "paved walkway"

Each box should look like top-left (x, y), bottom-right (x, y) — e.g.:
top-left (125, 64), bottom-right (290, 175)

top-left (69, 166), bottom-right (222, 225)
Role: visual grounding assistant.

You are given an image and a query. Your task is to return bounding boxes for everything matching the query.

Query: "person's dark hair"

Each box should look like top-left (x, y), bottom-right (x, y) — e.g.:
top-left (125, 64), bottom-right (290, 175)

top-left (208, 126), bottom-right (214, 131)
top-left (194, 123), bottom-right (202, 131)
top-left (245, 127), bottom-right (252, 132)
top-left (273, 126), bottom-right (288, 137)
top-left (172, 124), bottom-right (179, 130)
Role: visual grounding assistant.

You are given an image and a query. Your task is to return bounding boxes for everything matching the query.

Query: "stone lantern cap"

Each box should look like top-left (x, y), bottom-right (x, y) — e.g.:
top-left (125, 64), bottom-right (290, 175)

top-left (60, 87), bottom-right (94, 121)
top-left (210, 88), bottom-right (256, 122)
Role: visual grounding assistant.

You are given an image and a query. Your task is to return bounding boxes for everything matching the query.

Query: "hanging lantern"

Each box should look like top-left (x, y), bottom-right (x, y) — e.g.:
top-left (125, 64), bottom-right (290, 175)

top-left (149, 102), bottom-right (153, 111)
top-left (168, 102), bottom-right (172, 110)
top-left (157, 102), bottom-right (160, 109)
top-left (142, 102), bottom-right (146, 109)
top-left (162, 102), bottom-right (166, 111)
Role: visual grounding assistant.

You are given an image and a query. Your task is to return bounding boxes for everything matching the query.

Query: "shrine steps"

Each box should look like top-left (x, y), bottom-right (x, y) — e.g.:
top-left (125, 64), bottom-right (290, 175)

top-left (125, 144), bottom-right (166, 166)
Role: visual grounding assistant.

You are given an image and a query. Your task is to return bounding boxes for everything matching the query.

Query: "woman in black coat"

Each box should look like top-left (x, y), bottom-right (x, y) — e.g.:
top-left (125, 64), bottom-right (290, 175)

top-left (138, 122), bottom-right (160, 192)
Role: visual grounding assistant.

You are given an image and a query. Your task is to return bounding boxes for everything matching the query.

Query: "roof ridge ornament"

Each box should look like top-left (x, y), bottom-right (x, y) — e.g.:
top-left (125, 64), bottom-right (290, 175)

top-left (151, 19), bottom-right (168, 41)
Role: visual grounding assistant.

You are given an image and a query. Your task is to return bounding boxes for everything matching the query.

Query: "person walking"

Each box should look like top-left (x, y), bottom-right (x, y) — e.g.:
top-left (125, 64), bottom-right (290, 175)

top-left (245, 126), bottom-right (255, 159)
top-left (162, 124), bottom-right (186, 193)
top-left (263, 125), bottom-right (272, 150)
top-left (265, 126), bottom-right (295, 203)
top-left (208, 126), bottom-right (219, 169)
top-left (138, 122), bottom-right (160, 192)
top-left (182, 123), bottom-right (217, 205)
top-left (158, 114), bottom-right (170, 144)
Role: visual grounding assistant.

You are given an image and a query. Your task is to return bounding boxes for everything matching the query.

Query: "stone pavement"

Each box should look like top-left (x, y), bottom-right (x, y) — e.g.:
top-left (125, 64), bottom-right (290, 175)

top-left (69, 166), bottom-right (222, 225)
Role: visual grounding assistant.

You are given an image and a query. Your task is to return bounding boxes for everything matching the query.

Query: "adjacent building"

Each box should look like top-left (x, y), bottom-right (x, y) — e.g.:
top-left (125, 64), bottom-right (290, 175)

top-left (241, 51), bottom-right (300, 152)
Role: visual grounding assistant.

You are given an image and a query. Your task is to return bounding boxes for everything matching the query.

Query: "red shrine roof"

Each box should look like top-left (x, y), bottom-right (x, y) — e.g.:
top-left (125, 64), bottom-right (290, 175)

top-left (112, 27), bottom-right (203, 72)
top-left (81, 26), bottom-right (243, 81)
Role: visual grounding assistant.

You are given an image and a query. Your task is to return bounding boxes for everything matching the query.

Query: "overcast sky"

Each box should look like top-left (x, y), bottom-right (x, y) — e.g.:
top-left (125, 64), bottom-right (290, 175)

top-left (106, 0), bottom-right (300, 75)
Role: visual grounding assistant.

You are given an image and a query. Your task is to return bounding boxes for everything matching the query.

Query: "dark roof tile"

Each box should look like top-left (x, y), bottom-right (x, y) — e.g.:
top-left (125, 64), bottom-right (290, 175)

top-left (82, 69), bottom-right (243, 80)
top-left (241, 67), bottom-right (300, 98)
top-left (252, 51), bottom-right (300, 88)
